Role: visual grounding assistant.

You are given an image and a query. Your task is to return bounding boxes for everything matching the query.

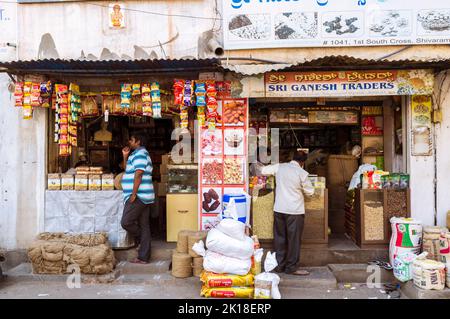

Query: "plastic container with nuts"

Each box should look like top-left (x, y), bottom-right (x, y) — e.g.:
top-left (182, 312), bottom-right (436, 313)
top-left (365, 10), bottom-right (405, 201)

top-left (88, 175), bottom-right (102, 191)
top-left (47, 174), bottom-right (61, 190)
top-left (61, 174), bottom-right (74, 190)
top-left (101, 174), bottom-right (114, 190)
top-left (74, 175), bottom-right (88, 191)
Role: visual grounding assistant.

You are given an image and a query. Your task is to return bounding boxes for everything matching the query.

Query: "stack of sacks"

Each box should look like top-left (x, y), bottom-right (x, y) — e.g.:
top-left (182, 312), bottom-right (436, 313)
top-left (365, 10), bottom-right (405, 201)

top-left (27, 232), bottom-right (115, 275)
top-left (194, 218), bottom-right (255, 298)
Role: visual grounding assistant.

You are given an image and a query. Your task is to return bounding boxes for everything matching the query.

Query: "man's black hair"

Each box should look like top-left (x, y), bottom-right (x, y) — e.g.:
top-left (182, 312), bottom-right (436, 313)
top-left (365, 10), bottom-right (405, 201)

top-left (293, 150), bottom-right (308, 163)
top-left (131, 131), bottom-right (148, 147)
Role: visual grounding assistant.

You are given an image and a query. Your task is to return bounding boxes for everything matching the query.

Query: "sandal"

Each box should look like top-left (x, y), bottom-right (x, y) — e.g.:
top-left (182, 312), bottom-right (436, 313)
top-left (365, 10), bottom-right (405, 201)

top-left (130, 258), bottom-right (149, 264)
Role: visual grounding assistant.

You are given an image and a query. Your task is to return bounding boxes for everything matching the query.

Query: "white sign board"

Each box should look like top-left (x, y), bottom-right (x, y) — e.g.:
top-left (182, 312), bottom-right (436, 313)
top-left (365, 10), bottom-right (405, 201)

top-left (223, 0), bottom-right (450, 50)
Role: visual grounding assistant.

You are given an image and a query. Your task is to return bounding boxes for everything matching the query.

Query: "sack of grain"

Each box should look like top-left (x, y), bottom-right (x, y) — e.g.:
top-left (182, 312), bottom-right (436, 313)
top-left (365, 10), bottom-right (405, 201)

top-left (423, 226), bottom-right (448, 261)
top-left (413, 257), bottom-right (446, 290)
top-left (203, 251), bottom-right (251, 276)
top-left (439, 232), bottom-right (450, 264)
top-left (201, 286), bottom-right (254, 298)
top-left (215, 218), bottom-right (246, 241)
top-left (201, 271), bottom-right (254, 288)
top-left (27, 233), bottom-right (115, 275)
top-left (393, 252), bottom-right (422, 282)
top-left (206, 228), bottom-right (254, 260)
top-left (389, 217), bottom-right (422, 266)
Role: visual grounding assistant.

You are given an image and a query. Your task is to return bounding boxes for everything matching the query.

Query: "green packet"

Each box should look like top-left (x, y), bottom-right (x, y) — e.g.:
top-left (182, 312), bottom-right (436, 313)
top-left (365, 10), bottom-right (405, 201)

top-left (400, 174), bottom-right (410, 189)
top-left (390, 173), bottom-right (401, 189)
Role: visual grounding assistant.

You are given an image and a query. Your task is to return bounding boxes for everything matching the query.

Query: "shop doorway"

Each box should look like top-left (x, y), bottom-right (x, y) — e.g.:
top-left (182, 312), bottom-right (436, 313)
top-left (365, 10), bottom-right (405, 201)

top-left (250, 96), bottom-right (405, 250)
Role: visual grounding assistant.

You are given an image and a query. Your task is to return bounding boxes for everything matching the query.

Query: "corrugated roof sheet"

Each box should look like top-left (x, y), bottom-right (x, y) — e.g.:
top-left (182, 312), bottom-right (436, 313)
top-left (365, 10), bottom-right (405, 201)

top-left (221, 55), bottom-right (450, 75)
top-left (1, 55), bottom-right (450, 77)
top-left (0, 58), bottom-right (222, 76)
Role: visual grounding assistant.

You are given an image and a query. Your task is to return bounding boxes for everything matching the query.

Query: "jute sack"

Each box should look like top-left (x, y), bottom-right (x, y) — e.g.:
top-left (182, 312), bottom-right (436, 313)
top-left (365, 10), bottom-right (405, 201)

top-left (188, 231), bottom-right (208, 258)
top-left (172, 252), bottom-right (193, 278)
top-left (177, 230), bottom-right (195, 254)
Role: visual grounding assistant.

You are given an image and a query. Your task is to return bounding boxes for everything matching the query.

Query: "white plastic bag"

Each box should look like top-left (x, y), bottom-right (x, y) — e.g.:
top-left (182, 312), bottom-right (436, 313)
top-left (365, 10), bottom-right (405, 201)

top-left (254, 252), bottom-right (281, 299)
top-left (203, 250), bottom-right (251, 276)
top-left (192, 240), bottom-right (206, 257)
top-left (206, 228), bottom-right (254, 260)
top-left (215, 218), bottom-right (246, 241)
top-left (348, 164), bottom-right (376, 191)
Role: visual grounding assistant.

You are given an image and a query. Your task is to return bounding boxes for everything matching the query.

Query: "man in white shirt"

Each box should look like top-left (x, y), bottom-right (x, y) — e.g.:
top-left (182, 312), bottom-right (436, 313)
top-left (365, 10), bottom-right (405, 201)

top-left (261, 151), bottom-right (315, 275)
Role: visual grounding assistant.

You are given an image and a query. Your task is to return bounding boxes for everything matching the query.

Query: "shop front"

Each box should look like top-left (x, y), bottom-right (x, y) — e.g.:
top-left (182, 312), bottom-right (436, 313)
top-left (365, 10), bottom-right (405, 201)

top-left (0, 58), bottom-right (444, 265)
top-left (241, 67), bottom-right (437, 254)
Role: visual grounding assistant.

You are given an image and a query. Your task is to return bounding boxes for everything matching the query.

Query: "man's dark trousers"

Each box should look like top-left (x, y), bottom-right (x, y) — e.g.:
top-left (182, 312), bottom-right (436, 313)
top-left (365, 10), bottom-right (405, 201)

top-left (121, 198), bottom-right (151, 262)
top-left (273, 212), bottom-right (305, 273)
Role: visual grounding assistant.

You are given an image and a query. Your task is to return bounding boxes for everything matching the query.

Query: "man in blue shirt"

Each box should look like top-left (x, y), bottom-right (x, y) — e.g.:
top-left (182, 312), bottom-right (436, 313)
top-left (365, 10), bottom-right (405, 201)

top-left (121, 132), bottom-right (155, 264)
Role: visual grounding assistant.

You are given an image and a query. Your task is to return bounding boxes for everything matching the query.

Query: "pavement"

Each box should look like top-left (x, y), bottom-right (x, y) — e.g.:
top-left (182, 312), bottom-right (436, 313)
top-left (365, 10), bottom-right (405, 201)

top-left (0, 261), bottom-right (405, 299)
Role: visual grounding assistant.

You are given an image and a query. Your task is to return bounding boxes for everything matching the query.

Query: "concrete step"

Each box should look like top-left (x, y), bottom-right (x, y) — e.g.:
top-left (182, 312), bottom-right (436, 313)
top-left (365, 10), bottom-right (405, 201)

top-left (115, 260), bottom-right (171, 275)
top-left (401, 281), bottom-right (450, 299)
top-left (328, 264), bottom-right (396, 283)
top-left (114, 242), bottom-right (176, 262)
top-left (5, 263), bottom-right (120, 284)
top-left (278, 267), bottom-right (337, 289)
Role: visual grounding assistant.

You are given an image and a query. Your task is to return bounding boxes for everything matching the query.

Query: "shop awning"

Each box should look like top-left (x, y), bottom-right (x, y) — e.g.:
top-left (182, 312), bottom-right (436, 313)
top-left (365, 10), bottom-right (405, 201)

top-left (221, 55), bottom-right (450, 76)
top-left (0, 58), bottom-right (222, 77)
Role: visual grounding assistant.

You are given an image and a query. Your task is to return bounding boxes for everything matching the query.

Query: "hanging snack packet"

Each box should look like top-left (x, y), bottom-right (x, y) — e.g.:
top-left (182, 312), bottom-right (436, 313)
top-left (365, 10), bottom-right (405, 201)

top-left (173, 79), bottom-right (184, 105)
top-left (143, 102), bottom-right (153, 117)
top-left (14, 82), bottom-right (24, 107)
top-left (132, 84), bottom-right (141, 96)
top-left (121, 84), bottom-right (132, 108)
top-left (152, 102), bottom-right (161, 118)
top-left (183, 80), bottom-right (193, 107)
top-left (142, 83), bottom-right (151, 94)
top-left (150, 82), bottom-right (161, 102)
top-left (206, 80), bottom-right (217, 97)
top-left (24, 81), bottom-right (32, 94)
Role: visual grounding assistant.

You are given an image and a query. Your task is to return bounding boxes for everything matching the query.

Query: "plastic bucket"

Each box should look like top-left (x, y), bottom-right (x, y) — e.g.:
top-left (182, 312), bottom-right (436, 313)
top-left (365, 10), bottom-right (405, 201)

top-left (223, 194), bottom-right (247, 224)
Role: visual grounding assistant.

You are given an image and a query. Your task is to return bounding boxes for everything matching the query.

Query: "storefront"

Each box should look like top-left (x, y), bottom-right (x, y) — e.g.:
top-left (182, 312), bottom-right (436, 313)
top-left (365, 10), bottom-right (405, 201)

top-left (0, 57), bottom-right (447, 257)
top-left (0, 58), bottom-right (227, 249)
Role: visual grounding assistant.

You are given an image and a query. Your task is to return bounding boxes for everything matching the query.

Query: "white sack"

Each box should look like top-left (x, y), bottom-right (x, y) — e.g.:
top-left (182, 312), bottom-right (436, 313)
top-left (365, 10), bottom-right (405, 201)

top-left (215, 218), bottom-right (246, 241)
top-left (206, 228), bottom-right (254, 260)
top-left (203, 250), bottom-right (251, 276)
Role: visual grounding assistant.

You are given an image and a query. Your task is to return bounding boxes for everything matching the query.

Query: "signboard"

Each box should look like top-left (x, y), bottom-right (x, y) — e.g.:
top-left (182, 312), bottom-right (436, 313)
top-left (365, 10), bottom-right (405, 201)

top-left (223, 0), bottom-right (450, 50)
top-left (198, 99), bottom-right (249, 231)
top-left (265, 69), bottom-right (434, 97)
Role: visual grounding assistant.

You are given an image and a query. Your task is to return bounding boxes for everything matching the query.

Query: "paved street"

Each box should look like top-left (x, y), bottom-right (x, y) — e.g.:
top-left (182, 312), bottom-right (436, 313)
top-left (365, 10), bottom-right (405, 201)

top-left (0, 278), bottom-right (394, 299)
